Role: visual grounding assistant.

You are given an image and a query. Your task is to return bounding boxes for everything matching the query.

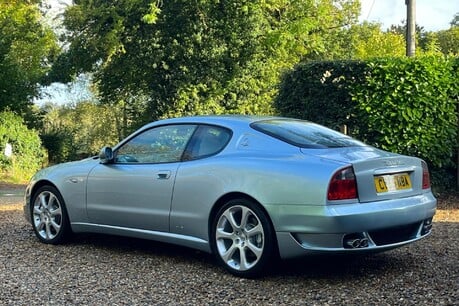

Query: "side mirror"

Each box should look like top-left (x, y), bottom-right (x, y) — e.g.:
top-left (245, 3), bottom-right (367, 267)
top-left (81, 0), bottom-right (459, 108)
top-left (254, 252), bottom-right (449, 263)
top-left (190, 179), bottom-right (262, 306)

top-left (99, 146), bottom-right (114, 164)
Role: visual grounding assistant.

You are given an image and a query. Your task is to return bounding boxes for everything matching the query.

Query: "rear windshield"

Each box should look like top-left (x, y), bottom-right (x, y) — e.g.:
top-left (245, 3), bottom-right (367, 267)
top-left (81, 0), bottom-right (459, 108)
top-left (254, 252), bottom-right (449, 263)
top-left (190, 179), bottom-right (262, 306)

top-left (250, 119), bottom-right (365, 148)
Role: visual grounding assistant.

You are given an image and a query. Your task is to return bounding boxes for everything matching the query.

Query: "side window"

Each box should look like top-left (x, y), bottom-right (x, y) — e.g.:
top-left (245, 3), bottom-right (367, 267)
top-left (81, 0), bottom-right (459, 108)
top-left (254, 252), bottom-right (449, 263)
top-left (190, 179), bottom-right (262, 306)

top-left (184, 125), bottom-right (231, 160)
top-left (116, 125), bottom-right (197, 164)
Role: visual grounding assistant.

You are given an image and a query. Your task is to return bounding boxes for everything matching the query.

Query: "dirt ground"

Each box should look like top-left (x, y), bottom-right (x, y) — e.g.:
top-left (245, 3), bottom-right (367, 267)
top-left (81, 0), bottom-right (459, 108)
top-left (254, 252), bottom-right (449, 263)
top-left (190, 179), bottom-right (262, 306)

top-left (0, 182), bottom-right (26, 191)
top-left (433, 192), bottom-right (459, 222)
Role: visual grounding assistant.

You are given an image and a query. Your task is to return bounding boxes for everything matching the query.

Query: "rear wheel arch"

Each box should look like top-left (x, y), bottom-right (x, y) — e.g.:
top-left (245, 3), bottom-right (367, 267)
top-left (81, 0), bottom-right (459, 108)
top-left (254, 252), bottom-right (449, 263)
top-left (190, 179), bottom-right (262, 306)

top-left (208, 193), bottom-right (276, 239)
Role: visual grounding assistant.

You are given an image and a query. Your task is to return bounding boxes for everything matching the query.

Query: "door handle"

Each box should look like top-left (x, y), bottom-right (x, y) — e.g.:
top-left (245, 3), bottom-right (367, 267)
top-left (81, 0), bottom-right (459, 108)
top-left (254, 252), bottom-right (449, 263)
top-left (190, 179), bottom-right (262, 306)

top-left (157, 170), bottom-right (171, 179)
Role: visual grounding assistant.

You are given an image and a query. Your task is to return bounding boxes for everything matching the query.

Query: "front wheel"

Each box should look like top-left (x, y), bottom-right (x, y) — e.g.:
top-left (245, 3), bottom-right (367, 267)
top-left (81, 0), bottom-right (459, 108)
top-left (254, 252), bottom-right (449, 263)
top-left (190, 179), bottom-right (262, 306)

top-left (211, 199), bottom-right (275, 278)
top-left (31, 186), bottom-right (71, 244)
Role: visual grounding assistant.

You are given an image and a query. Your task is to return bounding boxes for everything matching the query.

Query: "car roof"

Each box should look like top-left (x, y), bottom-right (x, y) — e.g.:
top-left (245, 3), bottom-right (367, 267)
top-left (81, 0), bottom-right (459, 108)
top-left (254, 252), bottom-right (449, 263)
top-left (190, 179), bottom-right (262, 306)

top-left (141, 115), bottom-right (283, 130)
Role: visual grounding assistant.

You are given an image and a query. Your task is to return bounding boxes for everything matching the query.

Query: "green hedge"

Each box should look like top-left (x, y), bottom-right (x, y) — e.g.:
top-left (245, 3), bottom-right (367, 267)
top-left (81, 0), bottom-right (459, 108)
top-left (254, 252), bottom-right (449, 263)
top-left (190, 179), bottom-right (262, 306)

top-left (0, 111), bottom-right (46, 181)
top-left (274, 60), bottom-right (366, 131)
top-left (275, 57), bottom-right (459, 189)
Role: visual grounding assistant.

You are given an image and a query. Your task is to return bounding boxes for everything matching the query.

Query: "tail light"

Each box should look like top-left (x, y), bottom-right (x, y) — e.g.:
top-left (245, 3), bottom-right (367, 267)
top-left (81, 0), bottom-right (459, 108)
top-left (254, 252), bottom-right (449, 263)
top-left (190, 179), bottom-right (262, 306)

top-left (421, 161), bottom-right (431, 189)
top-left (327, 166), bottom-right (358, 201)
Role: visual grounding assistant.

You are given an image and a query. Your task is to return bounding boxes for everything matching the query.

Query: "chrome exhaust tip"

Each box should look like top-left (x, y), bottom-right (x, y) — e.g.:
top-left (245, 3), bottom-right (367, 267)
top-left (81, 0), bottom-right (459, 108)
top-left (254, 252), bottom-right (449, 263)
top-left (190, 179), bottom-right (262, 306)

top-left (346, 239), bottom-right (361, 248)
top-left (359, 238), bottom-right (369, 248)
top-left (343, 234), bottom-right (370, 249)
top-left (421, 218), bottom-right (433, 235)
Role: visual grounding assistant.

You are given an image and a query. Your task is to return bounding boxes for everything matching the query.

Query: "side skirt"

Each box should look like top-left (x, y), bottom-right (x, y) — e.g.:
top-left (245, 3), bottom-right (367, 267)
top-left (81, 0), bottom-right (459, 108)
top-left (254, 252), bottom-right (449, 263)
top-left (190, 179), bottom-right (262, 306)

top-left (71, 222), bottom-right (211, 253)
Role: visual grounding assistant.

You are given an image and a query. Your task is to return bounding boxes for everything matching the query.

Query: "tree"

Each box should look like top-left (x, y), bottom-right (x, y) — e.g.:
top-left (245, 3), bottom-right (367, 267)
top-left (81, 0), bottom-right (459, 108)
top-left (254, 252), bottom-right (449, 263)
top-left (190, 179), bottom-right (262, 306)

top-left (332, 22), bottom-right (406, 59)
top-left (434, 28), bottom-right (459, 56)
top-left (387, 21), bottom-right (433, 53)
top-left (385, 19), bottom-right (458, 56)
top-left (433, 13), bottom-right (459, 56)
top-left (52, 0), bottom-right (360, 130)
top-left (40, 101), bottom-right (119, 164)
top-left (0, 0), bottom-right (59, 115)
top-left (451, 12), bottom-right (459, 27)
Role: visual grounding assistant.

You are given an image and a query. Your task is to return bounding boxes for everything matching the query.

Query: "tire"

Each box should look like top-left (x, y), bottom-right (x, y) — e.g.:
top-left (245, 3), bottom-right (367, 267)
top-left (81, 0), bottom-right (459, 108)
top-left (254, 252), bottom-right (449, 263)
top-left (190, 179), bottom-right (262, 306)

top-left (210, 198), bottom-right (275, 278)
top-left (31, 186), bottom-right (71, 244)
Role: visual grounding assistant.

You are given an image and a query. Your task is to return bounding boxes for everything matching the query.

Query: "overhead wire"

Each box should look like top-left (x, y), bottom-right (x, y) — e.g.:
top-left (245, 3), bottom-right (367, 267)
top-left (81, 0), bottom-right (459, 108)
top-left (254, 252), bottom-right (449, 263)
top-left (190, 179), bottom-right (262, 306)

top-left (366, 0), bottom-right (376, 20)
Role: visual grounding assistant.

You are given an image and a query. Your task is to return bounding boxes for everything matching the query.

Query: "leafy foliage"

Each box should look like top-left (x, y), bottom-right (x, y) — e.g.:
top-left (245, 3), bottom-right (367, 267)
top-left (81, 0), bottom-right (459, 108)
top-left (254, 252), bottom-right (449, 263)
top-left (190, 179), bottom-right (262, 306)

top-left (350, 23), bottom-right (405, 59)
top-left (0, 111), bottom-right (46, 181)
top-left (2, 1), bottom-right (457, 188)
top-left (317, 22), bottom-right (405, 60)
top-left (452, 13), bottom-right (459, 27)
top-left (275, 60), bottom-right (366, 130)
top-left (0, 0), bottom-right (59, 115)
top-left (40, 102), bottom-right (119, 164)
top-left (352, 57), bottom-right (458, 169)
top-left (434, 27), bottom-right (459, 55)
top-left (387, 16), bottom-right (459, 57)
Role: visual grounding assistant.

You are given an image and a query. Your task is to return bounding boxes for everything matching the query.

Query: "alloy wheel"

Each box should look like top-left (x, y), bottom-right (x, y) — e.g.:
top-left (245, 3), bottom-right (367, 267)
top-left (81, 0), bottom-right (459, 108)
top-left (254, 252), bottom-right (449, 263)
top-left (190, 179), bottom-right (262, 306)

top-left (215, 204), bottom-right (265, 271)
top-left (32, 189), bottom-right (64, 241)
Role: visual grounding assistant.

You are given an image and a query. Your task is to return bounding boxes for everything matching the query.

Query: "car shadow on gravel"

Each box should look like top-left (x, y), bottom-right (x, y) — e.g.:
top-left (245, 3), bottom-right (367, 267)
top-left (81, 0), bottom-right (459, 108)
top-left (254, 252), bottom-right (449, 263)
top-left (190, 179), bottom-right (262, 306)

top-left (65, 232), bottom-right (420, 280)
top-left (26, 220), bottom-right (455, 280)
top-left (68, 232), bottom-right (218, 267)
top-left (275, 252), bottom-right (412, 279)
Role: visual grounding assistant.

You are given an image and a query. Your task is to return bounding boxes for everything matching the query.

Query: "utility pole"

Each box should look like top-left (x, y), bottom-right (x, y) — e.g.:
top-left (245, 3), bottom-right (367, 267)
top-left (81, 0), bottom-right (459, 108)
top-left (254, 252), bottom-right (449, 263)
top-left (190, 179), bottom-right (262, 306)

top-left (406, 0), bottom-right (416, 57)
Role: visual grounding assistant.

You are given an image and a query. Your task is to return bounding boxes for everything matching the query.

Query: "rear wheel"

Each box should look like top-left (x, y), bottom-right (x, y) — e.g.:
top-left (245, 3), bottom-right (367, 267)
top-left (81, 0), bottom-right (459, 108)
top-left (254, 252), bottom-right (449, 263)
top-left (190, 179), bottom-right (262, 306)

top-left (31, 186), bottom-right (70, 244)
top-left (211, 198), bottom-right (275, 278)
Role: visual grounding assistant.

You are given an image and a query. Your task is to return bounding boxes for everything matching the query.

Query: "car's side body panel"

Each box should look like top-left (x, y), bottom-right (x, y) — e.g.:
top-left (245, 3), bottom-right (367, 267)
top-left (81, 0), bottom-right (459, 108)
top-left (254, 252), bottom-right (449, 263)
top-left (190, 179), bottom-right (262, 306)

top-left (86, 162), bottom-right (179, 232)
top-left (24, 158), bottom-right (98, 224)
top-left (169, 152), bottom-right (341, 241)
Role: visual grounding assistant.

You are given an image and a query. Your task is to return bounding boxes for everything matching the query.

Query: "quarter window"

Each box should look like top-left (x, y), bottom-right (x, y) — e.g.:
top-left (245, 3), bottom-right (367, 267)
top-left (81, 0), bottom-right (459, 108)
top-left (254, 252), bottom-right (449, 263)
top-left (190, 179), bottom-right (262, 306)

top-left (183, 125), bottom-right (231, 160)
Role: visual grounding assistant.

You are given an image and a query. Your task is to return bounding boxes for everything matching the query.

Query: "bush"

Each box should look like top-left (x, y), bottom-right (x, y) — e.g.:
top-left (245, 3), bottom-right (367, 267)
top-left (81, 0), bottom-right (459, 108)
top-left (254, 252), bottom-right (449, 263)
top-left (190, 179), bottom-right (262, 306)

top-left (352, 57), bottom-right (457, 169)
top-left (0, 111), bottom-right (46, 182)
top-left (275, 60), bottom-right (366, 131)
top-left (41, 129), bottom-right (78, 165)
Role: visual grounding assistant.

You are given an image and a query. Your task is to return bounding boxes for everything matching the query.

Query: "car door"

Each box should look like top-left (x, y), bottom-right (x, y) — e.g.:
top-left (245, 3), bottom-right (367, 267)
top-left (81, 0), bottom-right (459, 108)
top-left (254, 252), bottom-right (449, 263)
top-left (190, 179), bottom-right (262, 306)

top-left (86, 124), bottom-right (197, 232)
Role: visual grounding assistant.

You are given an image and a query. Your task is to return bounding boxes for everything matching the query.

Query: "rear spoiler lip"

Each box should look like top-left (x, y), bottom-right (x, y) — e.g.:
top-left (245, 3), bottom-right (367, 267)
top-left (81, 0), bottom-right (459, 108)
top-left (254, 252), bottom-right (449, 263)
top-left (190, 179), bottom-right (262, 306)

top-left (301, 146), bottom-right (404, 164)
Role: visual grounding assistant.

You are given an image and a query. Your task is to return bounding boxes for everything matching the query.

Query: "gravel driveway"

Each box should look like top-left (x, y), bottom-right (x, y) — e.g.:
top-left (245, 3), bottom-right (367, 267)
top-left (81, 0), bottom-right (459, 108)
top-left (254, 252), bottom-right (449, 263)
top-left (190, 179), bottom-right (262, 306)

top-left (1, 194), bottom-right (457, 305)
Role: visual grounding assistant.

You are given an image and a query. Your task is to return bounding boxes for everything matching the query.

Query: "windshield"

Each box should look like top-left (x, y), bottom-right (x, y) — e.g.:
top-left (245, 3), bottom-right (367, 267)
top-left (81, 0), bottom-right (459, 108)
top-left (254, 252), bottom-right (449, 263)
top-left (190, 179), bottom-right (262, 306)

top-left (250, 119), bottom-right (365, 149)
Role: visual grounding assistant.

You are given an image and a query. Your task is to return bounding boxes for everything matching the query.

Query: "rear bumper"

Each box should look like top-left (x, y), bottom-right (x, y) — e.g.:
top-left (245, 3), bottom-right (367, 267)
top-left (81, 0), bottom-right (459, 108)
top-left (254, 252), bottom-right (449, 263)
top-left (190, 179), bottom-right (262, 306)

top-left (266, 193), bottom-right (436, 259)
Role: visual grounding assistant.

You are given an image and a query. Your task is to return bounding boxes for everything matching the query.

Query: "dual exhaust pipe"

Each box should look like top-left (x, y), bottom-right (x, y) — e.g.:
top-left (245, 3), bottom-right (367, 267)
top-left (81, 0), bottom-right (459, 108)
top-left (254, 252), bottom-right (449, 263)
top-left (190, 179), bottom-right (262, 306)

top-left (421, 218), bottom-right (433, 235)
top-left (343, 234), bottom-right (370, 249)
top-left (344, 237), bottom-right (369, 249)
top-left (344, 218), bottom-right (433, 249)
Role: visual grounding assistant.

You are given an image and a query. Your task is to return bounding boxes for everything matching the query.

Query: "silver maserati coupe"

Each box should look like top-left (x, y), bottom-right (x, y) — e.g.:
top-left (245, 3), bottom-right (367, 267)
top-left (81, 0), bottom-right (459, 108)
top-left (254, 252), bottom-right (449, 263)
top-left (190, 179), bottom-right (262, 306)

top-left (24, 116), bottom-right (436, 277)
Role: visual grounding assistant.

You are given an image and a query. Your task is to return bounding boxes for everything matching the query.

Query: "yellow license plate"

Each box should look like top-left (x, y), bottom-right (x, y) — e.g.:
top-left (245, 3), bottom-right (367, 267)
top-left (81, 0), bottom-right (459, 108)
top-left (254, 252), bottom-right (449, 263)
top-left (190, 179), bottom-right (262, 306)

top-left (374, 173), bottom-right (412, 193)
